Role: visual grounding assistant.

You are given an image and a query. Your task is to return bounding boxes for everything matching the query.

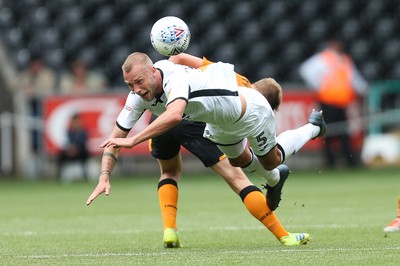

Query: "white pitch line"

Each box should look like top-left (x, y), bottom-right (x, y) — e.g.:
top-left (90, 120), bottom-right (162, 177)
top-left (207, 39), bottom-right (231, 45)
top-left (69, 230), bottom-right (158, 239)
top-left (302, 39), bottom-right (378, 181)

top-left (17, 246), bottom-right (400, 260)
top-left (1, 223), bottom-right (382, 237)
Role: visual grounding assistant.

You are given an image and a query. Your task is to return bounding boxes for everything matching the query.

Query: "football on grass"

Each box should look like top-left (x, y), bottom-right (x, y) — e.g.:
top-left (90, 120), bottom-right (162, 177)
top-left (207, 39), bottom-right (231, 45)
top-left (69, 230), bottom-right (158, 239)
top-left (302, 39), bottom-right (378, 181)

top-left (150, 16), bottom-right (191, 57)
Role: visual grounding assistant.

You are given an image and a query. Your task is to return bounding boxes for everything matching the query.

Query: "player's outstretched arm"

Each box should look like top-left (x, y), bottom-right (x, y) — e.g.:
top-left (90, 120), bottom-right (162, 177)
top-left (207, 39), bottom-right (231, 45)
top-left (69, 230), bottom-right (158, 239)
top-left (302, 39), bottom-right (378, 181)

top-left (86, 126), bottom-right (128, 205)
top-left (169, 53), bottom-right (203, 68)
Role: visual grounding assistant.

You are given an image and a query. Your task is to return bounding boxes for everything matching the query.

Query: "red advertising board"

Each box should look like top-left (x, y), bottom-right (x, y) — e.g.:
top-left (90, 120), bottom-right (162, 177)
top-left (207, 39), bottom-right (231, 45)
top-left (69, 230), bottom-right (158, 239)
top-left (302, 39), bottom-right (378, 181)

top-left (43, 94), bottom-right (152, 156)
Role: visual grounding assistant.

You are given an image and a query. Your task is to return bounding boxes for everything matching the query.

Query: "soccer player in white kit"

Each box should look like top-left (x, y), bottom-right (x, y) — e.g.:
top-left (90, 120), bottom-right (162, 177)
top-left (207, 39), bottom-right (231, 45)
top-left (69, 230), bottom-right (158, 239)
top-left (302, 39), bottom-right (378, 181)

top-left (87, 52), bottom-right (326, 246)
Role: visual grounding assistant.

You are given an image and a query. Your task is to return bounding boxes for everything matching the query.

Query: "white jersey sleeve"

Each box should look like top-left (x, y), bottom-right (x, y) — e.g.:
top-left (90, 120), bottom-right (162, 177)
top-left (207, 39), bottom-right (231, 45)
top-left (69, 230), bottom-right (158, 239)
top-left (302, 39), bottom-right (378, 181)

top-left (116, 92), bottom-right (148, 131)
top-left (116, 90), bottom-right (170, 131)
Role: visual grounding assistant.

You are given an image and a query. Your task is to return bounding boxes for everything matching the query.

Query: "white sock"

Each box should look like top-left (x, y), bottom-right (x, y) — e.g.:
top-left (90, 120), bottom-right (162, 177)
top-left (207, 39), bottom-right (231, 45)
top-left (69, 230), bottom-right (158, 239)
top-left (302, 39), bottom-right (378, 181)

top-left (241, 148), bottom-right (280, 186)
top-left (277, 123), bottom-right (320, 160)
top-left (264, 168), bottom-right (280, 187)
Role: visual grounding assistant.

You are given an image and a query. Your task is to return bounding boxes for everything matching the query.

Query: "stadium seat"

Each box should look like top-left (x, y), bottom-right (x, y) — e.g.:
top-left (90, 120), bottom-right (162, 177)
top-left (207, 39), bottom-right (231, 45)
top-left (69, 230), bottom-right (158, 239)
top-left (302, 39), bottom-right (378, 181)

top-left (202, 22), bottom-right (227, 50)
top-left (256, 63), bottom-right (278, 82)
top-left (63, 27), bottom-right (89, 59)
top-left (274, 20), bottom-right (296, 42)
top-left (2, 27), bottom-right (23, 50)
top-left (78, 46), bottom-right (98, 69)
top-left (389, 62), bottom-right (400, 79)
top-left (361, 61), bottom-right (381, 81)
top-left (113, 0), bottom-right (135, 18)
top-left (88, 5), bottom-right (115, 37)
top-left (261, 1), bottom-right (286, 23)
top-left (340, 19), bottom-right (361, 43)
top-left (190, 2), bottom-right (219, 34)
top-left (213, 42), bottom-right (236, 64)
top-left (236, 21), bottom-right (262, 49)
top-left (29, 7), bottom-right (51, 29)
top-left (0, 7), bottom-right (14, 30)
top-left (101, 25), bottom-right (125, 51)
top-left (45, 0), bottom-right (79, 13)
top-left (363, 1), bottom-right (385, 20)
top-left (374, 18), bottom-right (395, 41)
top-left (247, 42), bottom-right (271, 66)
top-left (382, 39), bottom-right (400, 66)
top-left (124, 4), bottom-right (150, 36)
top-left (298, 0), bottom-right (319, 20)
top-left (332, 0), bottom-right (354, 20)
top-left (157, 2), bottom-right (185, 19)
top-left (226, 2), bottom-right (254, 32)
top-left (281, 42), bottom-right (305, 78)
top-left (306, 19), bottom-right (329, 43)
top-left (43, 48), bottom-right (65, 71)
top-left (53, 6), bottom-right (84, 35)
top-left (348, 40), bottom-right (370, 63)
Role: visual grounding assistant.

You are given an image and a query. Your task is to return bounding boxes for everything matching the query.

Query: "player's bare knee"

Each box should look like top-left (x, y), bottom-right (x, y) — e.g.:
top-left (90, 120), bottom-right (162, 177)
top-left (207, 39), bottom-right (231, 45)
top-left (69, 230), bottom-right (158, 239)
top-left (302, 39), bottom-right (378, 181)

top-left (227, 149), bottom-right (253, 168)
top-left (227, 157), bottom-right (247, 168)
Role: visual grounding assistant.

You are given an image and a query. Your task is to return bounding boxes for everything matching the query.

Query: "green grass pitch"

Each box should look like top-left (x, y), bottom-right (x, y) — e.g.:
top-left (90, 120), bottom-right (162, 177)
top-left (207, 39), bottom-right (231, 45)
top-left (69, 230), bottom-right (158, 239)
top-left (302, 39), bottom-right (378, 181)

top-left (1, 167), bottom-right (399, 265)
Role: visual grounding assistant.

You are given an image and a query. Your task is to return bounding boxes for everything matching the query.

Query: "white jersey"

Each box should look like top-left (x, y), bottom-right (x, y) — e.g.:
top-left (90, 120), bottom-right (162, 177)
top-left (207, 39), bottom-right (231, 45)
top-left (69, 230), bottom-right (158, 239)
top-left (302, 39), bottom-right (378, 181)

top-left (116, 59), bottom-right (276, 157)
top-left (117, 60), bottom-right (242, 130)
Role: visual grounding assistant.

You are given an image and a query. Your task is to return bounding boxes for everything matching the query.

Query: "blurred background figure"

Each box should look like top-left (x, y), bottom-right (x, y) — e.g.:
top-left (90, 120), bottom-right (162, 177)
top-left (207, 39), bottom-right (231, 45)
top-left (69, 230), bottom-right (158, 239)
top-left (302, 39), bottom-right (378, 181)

top-left (299, 39), bottom-right (368, 168)
top-left (17, 54), bottom-right (56, 177)
top-left (19, 54), bottom-right (56, 154)
top-left (19, 54), bottom-right (56, 100)
top-left (57, 113), bottom-right (89, 181)
top-left (59, 57), bottom-right (108, 95)
top-left (383, 195), bottom-right (400, 233)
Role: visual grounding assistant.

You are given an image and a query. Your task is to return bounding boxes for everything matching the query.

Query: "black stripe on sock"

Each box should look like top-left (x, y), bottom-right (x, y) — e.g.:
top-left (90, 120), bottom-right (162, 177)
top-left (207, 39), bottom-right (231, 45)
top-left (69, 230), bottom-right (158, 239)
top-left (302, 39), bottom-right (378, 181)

top-left (158, 179), bottom-right (178, 190)
top-left (239, 185), bottom-right (261, 202)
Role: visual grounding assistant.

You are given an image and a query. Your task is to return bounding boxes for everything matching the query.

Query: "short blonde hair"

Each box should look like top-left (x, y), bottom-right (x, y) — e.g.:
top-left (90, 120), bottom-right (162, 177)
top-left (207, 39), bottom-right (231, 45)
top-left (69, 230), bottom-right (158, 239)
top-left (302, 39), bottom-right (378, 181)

top-left (253, 78), bottom-right (282, 111)
top-left (122, 52), bottom-right (153, 73)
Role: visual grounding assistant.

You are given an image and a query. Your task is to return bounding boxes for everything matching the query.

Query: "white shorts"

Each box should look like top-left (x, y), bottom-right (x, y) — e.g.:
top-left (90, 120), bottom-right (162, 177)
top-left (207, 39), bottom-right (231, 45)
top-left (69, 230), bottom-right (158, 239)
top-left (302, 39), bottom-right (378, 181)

top-left (203, 88), bottom-right (277, 158)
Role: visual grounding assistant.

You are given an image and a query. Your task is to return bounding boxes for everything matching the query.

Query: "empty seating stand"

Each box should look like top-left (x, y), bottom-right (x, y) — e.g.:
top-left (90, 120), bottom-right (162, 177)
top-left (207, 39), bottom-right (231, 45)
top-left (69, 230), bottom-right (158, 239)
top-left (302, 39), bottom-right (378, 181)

top-left (0, 0), bottom-right (399, 87)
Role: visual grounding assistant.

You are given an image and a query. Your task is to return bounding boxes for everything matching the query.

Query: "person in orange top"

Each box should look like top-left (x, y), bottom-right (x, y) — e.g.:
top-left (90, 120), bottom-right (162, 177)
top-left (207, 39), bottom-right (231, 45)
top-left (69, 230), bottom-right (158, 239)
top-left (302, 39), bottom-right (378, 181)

top-left (299, 39), bottom-right (368, 168)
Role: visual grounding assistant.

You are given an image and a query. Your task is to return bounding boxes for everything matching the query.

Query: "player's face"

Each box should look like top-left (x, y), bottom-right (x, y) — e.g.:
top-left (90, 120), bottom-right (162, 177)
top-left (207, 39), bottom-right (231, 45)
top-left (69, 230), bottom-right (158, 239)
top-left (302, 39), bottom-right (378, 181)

top-left (124, 65), bottom-right (158, 101)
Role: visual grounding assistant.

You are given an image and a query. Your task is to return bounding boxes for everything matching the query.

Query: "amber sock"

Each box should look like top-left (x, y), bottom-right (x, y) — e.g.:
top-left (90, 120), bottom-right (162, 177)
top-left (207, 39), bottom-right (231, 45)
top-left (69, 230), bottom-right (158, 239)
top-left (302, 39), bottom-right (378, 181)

top-left (240, 185), bottom-right (288, 240)
top-left (158, 179), bottom-right (179, 230)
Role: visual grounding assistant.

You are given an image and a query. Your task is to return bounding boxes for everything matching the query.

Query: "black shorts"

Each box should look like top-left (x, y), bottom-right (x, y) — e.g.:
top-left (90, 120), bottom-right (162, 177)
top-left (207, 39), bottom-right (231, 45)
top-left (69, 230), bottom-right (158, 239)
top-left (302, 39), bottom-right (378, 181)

top-left (149, 115), bottom-right (225, 167)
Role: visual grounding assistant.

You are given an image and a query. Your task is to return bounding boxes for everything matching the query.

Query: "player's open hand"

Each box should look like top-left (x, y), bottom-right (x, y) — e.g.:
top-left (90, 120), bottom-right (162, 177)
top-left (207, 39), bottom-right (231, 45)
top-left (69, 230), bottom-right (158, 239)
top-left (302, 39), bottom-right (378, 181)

top-left (86, 177), bottom-right (111, 205)
top-left (99, 137), bottom-right (134, 148)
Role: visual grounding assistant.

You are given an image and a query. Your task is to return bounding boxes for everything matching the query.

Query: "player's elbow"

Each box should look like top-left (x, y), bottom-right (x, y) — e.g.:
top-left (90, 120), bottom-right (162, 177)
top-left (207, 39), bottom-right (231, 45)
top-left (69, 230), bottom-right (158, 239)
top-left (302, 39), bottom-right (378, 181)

top-left (168, 112), bottom-right (184, 124)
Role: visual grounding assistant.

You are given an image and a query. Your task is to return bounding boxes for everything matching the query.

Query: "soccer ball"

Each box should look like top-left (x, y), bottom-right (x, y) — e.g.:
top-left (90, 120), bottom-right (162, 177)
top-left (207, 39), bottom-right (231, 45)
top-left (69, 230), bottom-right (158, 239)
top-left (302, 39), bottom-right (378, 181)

top-left (150, 16), bottom-right (191, 57)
